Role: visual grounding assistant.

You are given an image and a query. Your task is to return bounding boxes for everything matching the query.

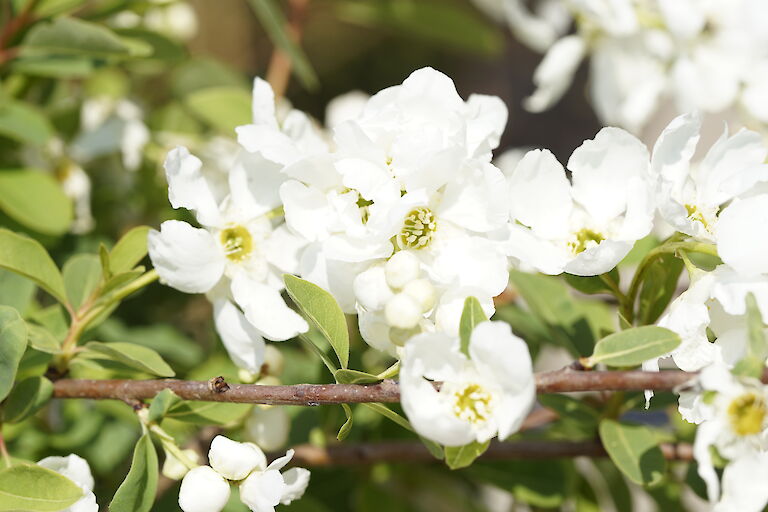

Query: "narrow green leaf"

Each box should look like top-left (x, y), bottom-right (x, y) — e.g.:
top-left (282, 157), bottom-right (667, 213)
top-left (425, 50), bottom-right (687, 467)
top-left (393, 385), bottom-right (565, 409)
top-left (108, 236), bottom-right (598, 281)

top-left (21, 17), bottom-right (130, 57)
top-left (285, 275), bottom-right (349, 368)
top-left (165, 401), bottom-right (251, 425)
top-left (361, 402), bottom-right (412, 431)
top-left (109, 434), bottom-right (158, 512)
top-left (337, 404), bottom-right (353, 441)
top-left (599, 420), bottom-right (665, 486)
top-left (2, 376), bottom-right (54, 423)
top-left (83, 341), bottom-right (175, 377)
top-left (247, 0), bottom-right (319, 90)
top-left (564, 269), bottom-right (620, 295)
top-left (444, 440), bottom-right (490, 470)
top-left (99, 244), bottom-right (111, 280)
top-left (0, 103), bottom-right (53, 145)
top-left (587, 326), bottom-right (681, 368)
top-left (0, 170), bottom-right (72, 234)
top-left (63, 254), bottom-right (102, 311)
top-left (459, 296), bottom-right (487, 355)
top-left (11, 55), bottom-right (95, 78)
top-left (26, 324), bottom-right (61, 354)
top-left (0, 463), bottom-right (83, 511)
top-left (0, 229), bottom-right (67, 304)
top-left (334, 368), bottom-right (382, 384)
top-left (635, 253), bottom-right (684, 325)
top-left (148, 389), bottom-right (182, 423)
top-left (185, 86), bottom-right (252, 134)
top-left (0, 306), bottom-right (27, 401)
top-left (101, 269), bottom-right (144, 296)
top-left (469, 459), bottom-right (569, 508)
top-left (110, 226), bottom-right (150, 274)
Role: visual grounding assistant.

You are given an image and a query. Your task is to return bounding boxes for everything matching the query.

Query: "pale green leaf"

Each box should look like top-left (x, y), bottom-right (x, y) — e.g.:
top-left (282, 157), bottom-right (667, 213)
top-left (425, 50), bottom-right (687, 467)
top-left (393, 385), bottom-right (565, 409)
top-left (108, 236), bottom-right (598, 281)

top-left (285, 275), bottom-right (349, 368)
top-left (0, 463), bottom-right (83, 511)
top-left (0, 229), bottom-right (67, 304)
top-left (0, 269), bottom-right (35, 312)
top-left (165, 401), bottom-right (251, 425)
top-left (334, 368), bottom-right (382, 384)
top-left (21, 17), bottom-right (130, 57)
top-left (0, 170), bottom-right (73, 235)
top-left (586, 326), bottom-right (681, 368)
top-left (83, 341), bottom-right (175, 377)
top-left (109, 434), bottom-right (158, 512)
top-left (12, 56), bottom-right (95, 78)
top-left (636, 253), bottom-right (684, 325)
top-left (148, 389), bottom-right (182, 423)
top-left (2, 376), bottom-right (53, 423)
top-left (109, 225), bottom-right (151, 274)
top-left (27, 324), bottom-right (61, 354)
top-left (599, 419), bottom-right (665, 486)
top-left (459, 296), bottom-right (487, 355)
top-left (0, 102), bottom-right (53, 145)
top-left (63, 254), bottom-right (102, 311)
top-left (337, 403), bottom-right (353, 440)
top-left (185, 86), bottom-right (252, 134)
top-left (444, 440), bottom-right (490, 470)
top-left (0, 306), bottom-right (27, 401)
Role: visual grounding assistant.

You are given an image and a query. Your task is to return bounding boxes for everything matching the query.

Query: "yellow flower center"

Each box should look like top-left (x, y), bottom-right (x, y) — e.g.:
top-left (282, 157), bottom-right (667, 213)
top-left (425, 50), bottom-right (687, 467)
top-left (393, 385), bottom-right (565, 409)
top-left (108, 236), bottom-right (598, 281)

top-left (219, 225), bottom-right (253, 262)
top-left (398, 207), bottom-right (437, 250)
top-left (452, 383), bottom-right (492, 424)
top-left (568, 228), bottom-right (604, 255)
top-left (728, 392), bottom-right (766, 436)
top-left (684, 204), bottom-right (714, 232)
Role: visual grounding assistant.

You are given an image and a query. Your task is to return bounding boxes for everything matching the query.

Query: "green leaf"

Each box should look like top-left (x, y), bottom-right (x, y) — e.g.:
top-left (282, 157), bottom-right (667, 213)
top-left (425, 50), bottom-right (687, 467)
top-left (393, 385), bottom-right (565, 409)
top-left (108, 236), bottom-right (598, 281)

top-left (26, 324), bottom-right (61, 354)
top-left (0, 269), bottom-right (35, 312)
top-left (63, 254), bottom-right (102, 311)
top-left (82, 342), bottom-right (175, 377)
top-left (0, 170), bottom-right (73, 236)
top-left (0, 463), bottom-right (84, 511)
top-left (538, 394), bottom-right (600, 429)
top-left (470, 460), bottom-right (570, 508)
top-left (444, 440), bottom-right (489, 470)
top-left (185, 86), bottom-right (253, 134)
top-left (2, 376), bottom-right (53, 423)
top-left (0, 306), bottom-right (27, 401)
top-left (636, 253), bottom-right (684, 325)
top-left (338, 403), bottom-right (353, 440)
top-left (599, 419), bottom-right (665, 486)
top-left (746, 293), bottom-right (767, 359)
top-left (334, 368), bottom-right (382, 384)
top-left (246, 0), bottom-right (319, 90)
top-left (459, 296), bottom-right (487, 355)
top-left (148, 389), bottom-right (182, 423)
top-left (0, 102), bottom-right (53, 145)
top-left (165, 401), bottom-right (251, 425)
top-left (0, 229), bottom-right (67, 304)
top-left (564, 269), bottom-right (620, 295)
top-left (586, 326), bottom-right (681, 368)
top-left (109, 433), bottom-right (158, 512)
top-left (285, 275), bottom-right (349, 368)
top-left (11, 56), bottom-right (95, 78)
top-left (21, 17), bottom-right (130, 58)
top-left (110, 226), bottom-right (151, 274)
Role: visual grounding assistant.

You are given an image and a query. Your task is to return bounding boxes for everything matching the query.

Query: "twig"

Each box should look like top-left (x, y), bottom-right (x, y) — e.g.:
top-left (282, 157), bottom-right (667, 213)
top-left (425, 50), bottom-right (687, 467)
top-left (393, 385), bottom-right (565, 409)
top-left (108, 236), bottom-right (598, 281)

top-left (265, 0), bottom-right (309, 99)
top-left (51, 369), bottom-right (701, 405)
top-left (274, 440), bottom-right (694, 466)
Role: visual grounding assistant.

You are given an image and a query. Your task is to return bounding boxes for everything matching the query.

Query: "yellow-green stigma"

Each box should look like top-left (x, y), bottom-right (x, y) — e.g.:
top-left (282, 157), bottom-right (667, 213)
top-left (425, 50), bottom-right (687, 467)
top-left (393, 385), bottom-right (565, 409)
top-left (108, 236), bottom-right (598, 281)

top-left (452, 383), bottom-right (492, 424)
top-left (397, 207), bottom-right (436, 250)
top-left (357, 196), bottom-right (374, 224)
top-left (220, 225), bottom-right (253, 262)
top-left (728, 392), bottom-right (766, 436)
top-left (685, 204), bottom-right (715, 232)
top-left (568, 228), bottom-right (604, 255)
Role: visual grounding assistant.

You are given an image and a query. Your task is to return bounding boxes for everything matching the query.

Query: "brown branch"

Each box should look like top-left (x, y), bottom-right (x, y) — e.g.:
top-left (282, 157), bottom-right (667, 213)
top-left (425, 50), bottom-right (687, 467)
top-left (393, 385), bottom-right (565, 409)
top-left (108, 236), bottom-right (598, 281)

top-left (275, 440), bottom-right (694, 466)
top-left (265, 0), bottom-right (309, 99)
top-left (51, 369), bottom-right (699, 405)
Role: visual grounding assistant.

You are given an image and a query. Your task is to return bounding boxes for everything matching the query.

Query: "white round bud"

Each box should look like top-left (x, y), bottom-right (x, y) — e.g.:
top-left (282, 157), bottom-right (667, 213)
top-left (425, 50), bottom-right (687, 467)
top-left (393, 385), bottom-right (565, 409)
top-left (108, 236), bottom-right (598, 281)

top-left (245, 406), bottom-right (290, 452)
top-left (262, 345), bottom-right (285, 377)
top-left (162, 449), bottom-right (199, 481)
top-left (178, 466), bottom-right (230, 512)
top-left (402, 278), bottom-right (436, 313)
top-left (385, 293), bottom-right (422, 329)
top-left (384, 251), bottom-right (420, 289)
top-left (238, 369), bottom-right (258, 384)
top-left (353, 265), bottom-right (393, 310)
top-left (208, 436), bottom-right (266, 481)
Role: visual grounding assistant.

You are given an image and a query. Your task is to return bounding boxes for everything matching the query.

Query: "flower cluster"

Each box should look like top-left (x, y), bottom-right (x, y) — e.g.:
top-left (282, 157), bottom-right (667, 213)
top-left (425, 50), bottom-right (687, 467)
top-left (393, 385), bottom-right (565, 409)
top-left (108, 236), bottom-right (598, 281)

top-left (178, 435), bottom-right (309, 512)
top-left (475, 0), bottom-right (768, 133)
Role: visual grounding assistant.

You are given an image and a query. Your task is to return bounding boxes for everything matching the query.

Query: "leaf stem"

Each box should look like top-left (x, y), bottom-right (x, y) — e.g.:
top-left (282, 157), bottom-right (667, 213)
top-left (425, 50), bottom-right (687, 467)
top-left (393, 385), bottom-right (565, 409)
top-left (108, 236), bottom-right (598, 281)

top-left (0, 426), bottom-right (11, 468)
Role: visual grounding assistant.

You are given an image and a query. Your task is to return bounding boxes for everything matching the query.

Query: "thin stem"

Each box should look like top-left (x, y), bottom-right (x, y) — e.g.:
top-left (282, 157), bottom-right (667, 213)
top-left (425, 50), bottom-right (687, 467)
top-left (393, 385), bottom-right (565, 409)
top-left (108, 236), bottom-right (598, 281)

top-left (0, 427), bottom-right (11, 468)
top-left (149, 424), bottom-right (199, 470)
top-left (265, 0), bottom-right (310, 99)
top-left (598, 272), bottom-right (627, 304)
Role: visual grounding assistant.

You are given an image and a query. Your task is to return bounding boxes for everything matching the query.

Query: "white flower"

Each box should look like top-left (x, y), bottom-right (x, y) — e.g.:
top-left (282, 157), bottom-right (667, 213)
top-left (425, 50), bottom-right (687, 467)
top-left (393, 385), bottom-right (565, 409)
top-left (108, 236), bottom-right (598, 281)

top-left (245, 406), bottom-right (291, 452)
top-left (324, 90), bottom-right (369, 130)
top-left (523, 35), bottom-right (586, 113)
top-left (685, 365), bottom-right (768, 510)
top-left (506, 128), bottom-right (653, 276)
top-left (651, 113), bottom-right (768, 241)
top-left (239, 450), bottom-right (310, 512)
top-left (179, 465), bottom-right (231, 512)
top-left (717, 194), bottom-right (768, 277)
top-left (162, 448), bottom-right (199, 480)
top-left (400, 321), bottom-right (535, 446)
top-left (148, 146), bottom-right (308, 372)
top-left (208, 436), bottom-right (267, 481)
top-left (37, 454), bottom-right (98, 512)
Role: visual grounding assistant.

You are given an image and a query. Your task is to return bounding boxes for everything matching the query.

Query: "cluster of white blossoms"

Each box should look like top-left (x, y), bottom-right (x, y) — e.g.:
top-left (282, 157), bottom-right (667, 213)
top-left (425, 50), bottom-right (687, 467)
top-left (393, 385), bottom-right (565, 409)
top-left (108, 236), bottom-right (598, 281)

top-left (474, 0), bottom-right (768, 133)
top-left (178, 436), bottom-right (309, 512)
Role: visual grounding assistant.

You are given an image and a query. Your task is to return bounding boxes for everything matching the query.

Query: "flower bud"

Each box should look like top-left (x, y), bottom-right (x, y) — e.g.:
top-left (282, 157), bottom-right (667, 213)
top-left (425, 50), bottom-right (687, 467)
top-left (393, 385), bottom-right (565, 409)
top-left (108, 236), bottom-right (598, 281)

top-left (262, 345), bottom-right (285, 377)
top-left (389, 325), bottom-right (421, 347)
top-left (162, 449), bottom-right (199, 481)
top-left (178, 466), bottom-right (230, 512)
top-left (402, 278), bottom-right (436, 312)
top-left (385, 293), bottom-right (422, 329)
top-left (239, 470), bottom-right (284, 512)
top-left (245, 406), bottom-right (290, 452)
top-left (353, 264), bottom-right (393, 310)
top-left (208, 436), bottom-right (266, 481)
top-left (238, 369), bottom-right (258, 384)
top-left (384, 251), bottom-right (420, 289)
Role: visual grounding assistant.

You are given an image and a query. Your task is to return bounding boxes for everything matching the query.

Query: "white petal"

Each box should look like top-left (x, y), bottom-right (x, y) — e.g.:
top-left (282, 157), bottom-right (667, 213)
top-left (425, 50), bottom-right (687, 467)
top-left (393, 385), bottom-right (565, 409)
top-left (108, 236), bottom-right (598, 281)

top-left (508, 149), bottom-right (572, 239)
top-left (717, 195), bottom-right (768, 276)
top-left (212, 299), bottom-right (266, 373)
top-left (280, 467), bottom-right (310, 505)
top-left (503, 224), bottom-right (569, 275)
top-left (651, 112), bottom-right (700, 183)
top-left (266, 449), bottom-right (294, 472)
top-left (299, 245), bottom-right (361, 314)
top-left (37, 454), bottom-right (95, 491)
top-left (325, 91), bottom-right (368, 129)
top-left (563, 239), bottom-right (633, 276)
top-left (178, 466), bottom-right (231, 512)
top-left (239, 470), bottom-right (285, 512)
top-left (698, 129), bottom-right (768, 206)
top-left (164, 147), bottom-right (222, 227)
top-left (440, 162), bottom-right (509, 233)
top-left (236, 124), bottom-right (299, 166)
top-left (429, 237), bottom-right (509, 296)
top-left (710, 265), bottom-right (768, 319)
top-left (262, 225), bottom-right (307, 276)
top-left (353, 265), bottom-right (394, 311)
top-left (465, 94), bottom-right (507, 158)
top-left (694, 420), bottom-right (722, 503)
top-left (434, 288), bottom-right (495, 337)
top-left (523, 35), bottom-right (585, 112)
top-left (208, 435), bottom-right (267, 480)
top-left (231, 275), bottom-right (309, 341)
top-left (279, 180), bottom-right (333, 242)
top-left (356, 308), bottom-right (399, 356)
top-left (715, 452), bottom-right (768, 512)
top-left (148, 221), bottom-right (224, 294)
top-left (229, 152), bottom-right (286, 219)
top-left (251, 77), bottom-right (278, 129)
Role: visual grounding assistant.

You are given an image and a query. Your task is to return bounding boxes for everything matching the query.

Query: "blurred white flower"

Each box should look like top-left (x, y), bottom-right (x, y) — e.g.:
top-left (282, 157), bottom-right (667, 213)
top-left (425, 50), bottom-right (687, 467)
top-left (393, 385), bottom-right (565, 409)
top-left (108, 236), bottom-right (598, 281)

top-left (162, 448), bottom-right (200, 480)
top-left (245, 406), bottom-right (291, 452)
top-left (37, 454), bottom-right (98, 512)
top-left (179, 465), bottom-right (231, 512)
top-left (400, 321), bottom-right (535, 446)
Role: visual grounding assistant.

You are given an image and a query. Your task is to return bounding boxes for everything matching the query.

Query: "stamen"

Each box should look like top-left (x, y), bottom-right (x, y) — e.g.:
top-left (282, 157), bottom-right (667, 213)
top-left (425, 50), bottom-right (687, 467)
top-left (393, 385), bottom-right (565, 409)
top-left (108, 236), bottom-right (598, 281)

top-left (219, 225), bottom-right (253, 262)
top-left (397, 207), bottom-right (437, 250)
